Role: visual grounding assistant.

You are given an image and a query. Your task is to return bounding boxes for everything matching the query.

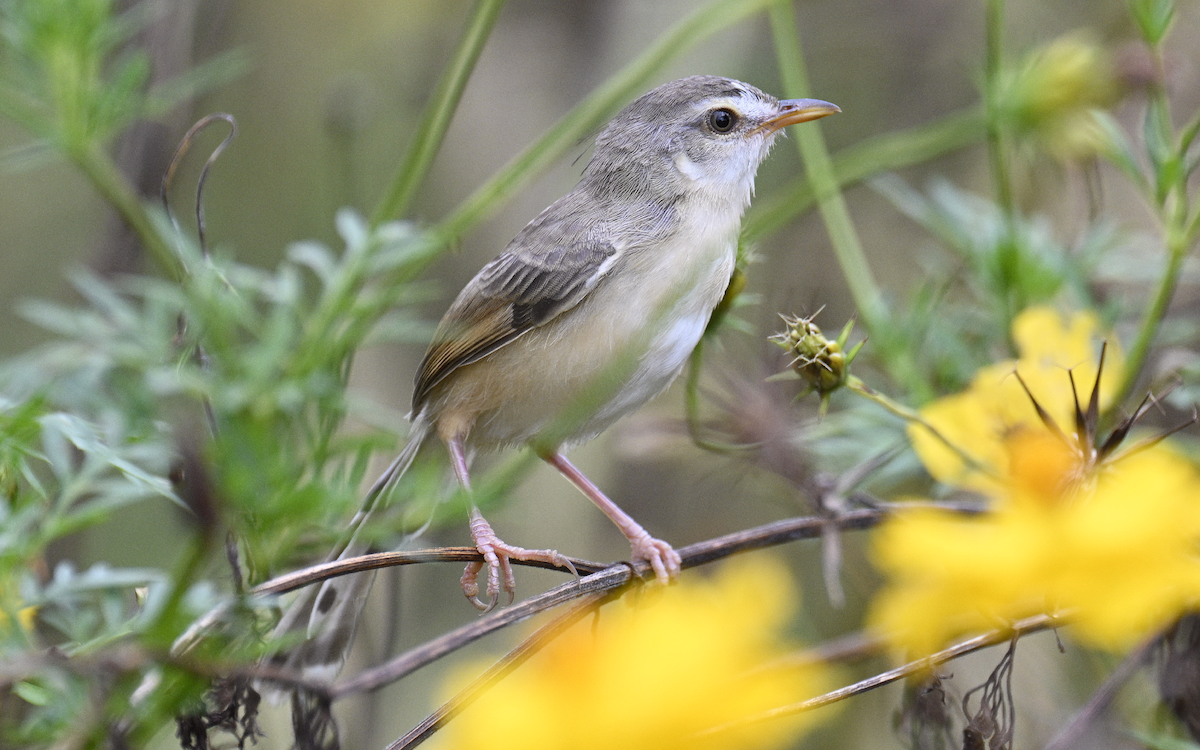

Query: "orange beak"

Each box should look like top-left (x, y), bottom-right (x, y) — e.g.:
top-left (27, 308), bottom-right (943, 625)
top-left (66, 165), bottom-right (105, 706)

top-left (752, 98), bottom-right (841, 136)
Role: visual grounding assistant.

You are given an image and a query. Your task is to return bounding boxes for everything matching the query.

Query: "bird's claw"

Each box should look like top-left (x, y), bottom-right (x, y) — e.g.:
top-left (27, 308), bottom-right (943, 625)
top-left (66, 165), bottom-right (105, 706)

top-left (463, 513), bottom-right (573, 612)
top-left (460, 560), bottom-right (512, 613)
top-left (629, 532), bottom-right (682, 585)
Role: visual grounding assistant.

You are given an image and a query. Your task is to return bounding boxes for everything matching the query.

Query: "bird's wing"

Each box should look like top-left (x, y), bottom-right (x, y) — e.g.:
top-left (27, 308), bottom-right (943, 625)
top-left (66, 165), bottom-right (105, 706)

top-left (413, 240), bottom-right (619, 409)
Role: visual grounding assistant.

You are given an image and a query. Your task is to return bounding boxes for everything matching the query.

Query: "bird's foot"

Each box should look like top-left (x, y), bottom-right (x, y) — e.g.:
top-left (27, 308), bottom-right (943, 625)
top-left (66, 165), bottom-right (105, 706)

top-left (462, 511), bottom-right (576, 612)
top-left (540, 451), bottom-right (681, 585)
top-left (628, 529), bottom-right (682, 585)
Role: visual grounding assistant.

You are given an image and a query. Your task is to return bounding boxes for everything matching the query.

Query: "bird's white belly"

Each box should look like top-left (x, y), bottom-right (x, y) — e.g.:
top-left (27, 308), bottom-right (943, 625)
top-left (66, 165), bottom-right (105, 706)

top-left (585, 309), bottom-right (711, 426)
top-left (460, 238), bottom-right (736, 449)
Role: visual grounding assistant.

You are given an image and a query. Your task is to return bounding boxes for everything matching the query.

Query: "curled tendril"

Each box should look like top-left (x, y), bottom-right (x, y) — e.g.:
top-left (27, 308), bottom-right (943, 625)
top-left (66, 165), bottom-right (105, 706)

top-left (161, 113), bottom-right (238, 255)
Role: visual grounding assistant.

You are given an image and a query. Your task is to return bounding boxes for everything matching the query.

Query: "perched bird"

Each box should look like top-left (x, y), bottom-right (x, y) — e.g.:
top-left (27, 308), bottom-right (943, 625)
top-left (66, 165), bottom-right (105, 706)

top-left (415, 75), bottom-right (839, 608)
top-left (279, 75), bottom-right (839, 679)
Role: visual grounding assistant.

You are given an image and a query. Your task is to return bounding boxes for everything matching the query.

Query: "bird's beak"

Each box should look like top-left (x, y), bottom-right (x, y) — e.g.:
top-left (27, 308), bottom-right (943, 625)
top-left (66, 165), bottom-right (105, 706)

top-left (753, 98), bottom-right (841, 136)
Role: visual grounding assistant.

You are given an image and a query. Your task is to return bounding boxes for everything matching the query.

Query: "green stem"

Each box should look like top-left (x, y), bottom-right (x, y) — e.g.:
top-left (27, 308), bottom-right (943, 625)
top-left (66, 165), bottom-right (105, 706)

top-left (767, 2), bottom-right (884, 331)
top-left (433, 0), bottom-right (779, 247)
top-left (370, 0), bottom-right (507, 227)
top-left (744, 107), bottom-right (985, 241)
top-left (146, 533), bottom-right (210, 641)
top-left (72, 142), bottom-right (182, 281)
top-left (1112, 36), bottom-right (1195, 407)
top-left (846, 376), bottom-right (994, 478)
top-left (683, 341), bottom-right (753, 453)
top-left (768, 2), bottom-right (932, 400)
top-left (1115, 227), bottom-right (1190, 406)
top-left (983, 0), bottom-right (1013, 216)
top-left (982, 0), bottom-right (1024, 350)
top-left (1186, 204), bottom-right (1200, 245)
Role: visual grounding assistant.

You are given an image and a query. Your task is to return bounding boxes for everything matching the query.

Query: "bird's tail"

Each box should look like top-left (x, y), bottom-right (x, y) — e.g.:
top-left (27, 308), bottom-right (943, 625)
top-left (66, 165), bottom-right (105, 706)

top-left (265, 420), bottom-right (431, 688)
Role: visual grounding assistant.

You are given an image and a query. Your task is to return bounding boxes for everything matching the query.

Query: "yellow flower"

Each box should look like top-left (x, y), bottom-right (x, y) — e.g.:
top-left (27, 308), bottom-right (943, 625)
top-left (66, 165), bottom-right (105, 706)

top-left (0, 593), bottom-right (37, 637)
top-left (0, 607), bottom-right (37, 634)
top-left (433, 557), bottom-right (832, 750)
top-left (1001, 32), bottom-right (1122, 161)
top-left (1009, 34), bottom-right (1118, 123)
top-left (871, 443), bottom-right (1200, 656)
top-left (873, 306), bottom-right (1200, 656)
top-left (909, 306), bottom-right (1123, 496)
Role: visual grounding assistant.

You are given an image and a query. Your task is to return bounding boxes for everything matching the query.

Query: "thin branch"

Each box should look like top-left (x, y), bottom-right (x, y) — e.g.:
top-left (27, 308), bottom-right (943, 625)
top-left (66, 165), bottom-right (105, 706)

top-left (694, 612), bottom-right (1068, 740)
top-left (160, 112), bottom-right (237, 254)
top-left (1041, 631), bottom-right (1159, 750)
top-left (331, 508), bottom-right (895, 698)
top-left (330, 556), bottom-right (634, 699)
top-left (251, 548), bottom-right (606, 597)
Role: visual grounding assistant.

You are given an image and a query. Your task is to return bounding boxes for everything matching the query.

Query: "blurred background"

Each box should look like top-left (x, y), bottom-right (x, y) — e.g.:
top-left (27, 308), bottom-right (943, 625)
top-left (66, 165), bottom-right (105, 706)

top-left (3, 0), bottom-right (1198, 747)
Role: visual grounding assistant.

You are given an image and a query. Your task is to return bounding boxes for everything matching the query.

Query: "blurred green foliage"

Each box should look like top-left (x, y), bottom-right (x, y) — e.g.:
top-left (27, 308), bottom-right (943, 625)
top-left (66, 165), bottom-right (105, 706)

top-left (1, 0), bottom-right (1199, 747)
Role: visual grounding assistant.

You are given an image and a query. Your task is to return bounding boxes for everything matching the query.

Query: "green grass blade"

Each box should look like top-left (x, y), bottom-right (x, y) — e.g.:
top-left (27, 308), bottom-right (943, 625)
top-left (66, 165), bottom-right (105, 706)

top-left (432, 0), bottom-right (779, 248)
top-left (744, 107), bottom-right (985, 241)
top-left (370, 0), bottom-right (508, 227)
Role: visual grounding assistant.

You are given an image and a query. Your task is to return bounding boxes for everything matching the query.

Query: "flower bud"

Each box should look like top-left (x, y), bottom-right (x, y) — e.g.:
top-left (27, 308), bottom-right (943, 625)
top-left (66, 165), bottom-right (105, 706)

top-left (771, 314), bottom-right (856, 397)
top-left (1000, 32), bottom-right (1122, 160)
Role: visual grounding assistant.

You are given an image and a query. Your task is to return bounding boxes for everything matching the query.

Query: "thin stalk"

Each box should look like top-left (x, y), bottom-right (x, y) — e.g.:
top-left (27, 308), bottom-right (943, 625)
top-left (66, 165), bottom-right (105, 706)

top-left (983, 0), bottom-right (1013, 216)
top-left (147, 535), bottom-right (210, 640)
top-left (846, 376), bottom-right (995, 479)
top-left (982, 0), bottom-right (1023, 350)
top-left (386, 591), bottom-right (615, 750)
top-left (684, 341), bottom-right (754, 453)
top-left (1187, 203), bottom-right (1200, 244)
top-left (1112, 37), bottom-right (1197, 406)
top-left (695, 612), bottom-right (1066, 737)
top-left (1114, 227), bottom-right (1190, 405)
top-left (744, 107), bottom-right (985, 241)
top-left (433, 0), bottom-right (779, 246)
top-left (767, 2), bottom-right (884, 331)
top-left (370, 0), bottom-right (508, 226)
top-left (73, 142), bottom-right (182, 280)
top-left (768, 2), bottom-right (931, 399)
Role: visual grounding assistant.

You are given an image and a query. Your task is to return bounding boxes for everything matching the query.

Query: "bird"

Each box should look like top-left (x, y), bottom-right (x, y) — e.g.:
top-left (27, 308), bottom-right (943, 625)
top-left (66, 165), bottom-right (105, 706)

top-left (277, 75), bottom-right (839, 680)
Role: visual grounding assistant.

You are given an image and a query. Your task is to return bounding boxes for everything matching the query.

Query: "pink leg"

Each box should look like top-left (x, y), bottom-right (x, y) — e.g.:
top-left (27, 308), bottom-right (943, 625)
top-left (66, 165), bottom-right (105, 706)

top-left (447, 436), bottom-right (577, 612)
top-left (542, 451), bottom-right (681, 584)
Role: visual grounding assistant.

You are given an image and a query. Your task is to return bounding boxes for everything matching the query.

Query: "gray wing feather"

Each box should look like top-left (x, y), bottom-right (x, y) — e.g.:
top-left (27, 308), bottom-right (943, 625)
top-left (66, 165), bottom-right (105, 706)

top-left (412, 238), bottom-right (618, 408)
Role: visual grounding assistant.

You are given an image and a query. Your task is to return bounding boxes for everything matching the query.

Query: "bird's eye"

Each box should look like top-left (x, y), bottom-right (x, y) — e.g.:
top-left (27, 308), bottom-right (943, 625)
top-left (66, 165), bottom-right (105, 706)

top-left (708, 108), bottom-right (738, 133)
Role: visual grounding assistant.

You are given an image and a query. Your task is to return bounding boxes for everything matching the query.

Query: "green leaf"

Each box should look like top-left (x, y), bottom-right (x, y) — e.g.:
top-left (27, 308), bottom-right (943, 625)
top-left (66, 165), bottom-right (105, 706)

top-left (1128, 0), bottom-right (1175, 45)
top-left (1093, 110), bottom-right (1148, 192)
top-left (287, 241), bottom-right (338, 287)
top-left (1130, 730), bottom-right (1200, 750)
top-left (1145, 97), bottom-right (1175, 204)
top-left (13, 680), bottom-right (52, 706)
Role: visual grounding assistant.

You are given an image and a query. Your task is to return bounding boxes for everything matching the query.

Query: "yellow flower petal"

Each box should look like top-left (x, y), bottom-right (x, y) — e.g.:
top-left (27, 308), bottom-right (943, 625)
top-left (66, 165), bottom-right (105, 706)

top-left (434, 558), bottom-right (833, 750)
top-left (880, 307), bottom-right (1198, 657)
top-left (909, 306), bottom-right (1122, 495)
top-left (872, 444), bottom-right (1200, 656)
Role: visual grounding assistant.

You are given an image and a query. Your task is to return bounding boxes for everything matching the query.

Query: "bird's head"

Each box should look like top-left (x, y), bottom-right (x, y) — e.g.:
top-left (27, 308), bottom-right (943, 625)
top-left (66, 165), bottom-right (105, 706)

top-left (586, 75), bottom-right (839, 204)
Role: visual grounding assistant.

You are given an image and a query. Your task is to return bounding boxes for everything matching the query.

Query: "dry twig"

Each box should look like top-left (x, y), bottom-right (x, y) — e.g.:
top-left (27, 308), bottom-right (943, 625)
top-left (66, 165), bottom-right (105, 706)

top-left (695, 612), bottom-right (1068, 740)
top-left (328, 508), bottom-right (891, 698)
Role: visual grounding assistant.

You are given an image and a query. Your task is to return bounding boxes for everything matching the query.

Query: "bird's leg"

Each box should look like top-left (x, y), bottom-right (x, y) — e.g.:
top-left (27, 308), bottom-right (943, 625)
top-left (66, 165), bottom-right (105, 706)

top-left (542, 451), bottom-right (682, 584)
top-left (447, 436), bottom-right (577, 612)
